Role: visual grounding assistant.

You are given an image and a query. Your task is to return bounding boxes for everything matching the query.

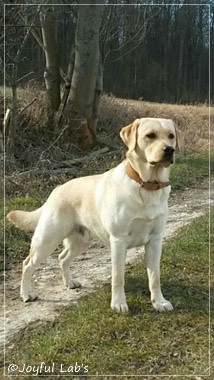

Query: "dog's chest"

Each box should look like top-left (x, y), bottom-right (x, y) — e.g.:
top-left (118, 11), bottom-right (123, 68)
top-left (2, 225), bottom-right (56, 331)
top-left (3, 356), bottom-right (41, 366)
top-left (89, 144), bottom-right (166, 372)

top-left (127, 217), bottom-right (159, 248)
top-left (122, 192), bottom-right (168, 248)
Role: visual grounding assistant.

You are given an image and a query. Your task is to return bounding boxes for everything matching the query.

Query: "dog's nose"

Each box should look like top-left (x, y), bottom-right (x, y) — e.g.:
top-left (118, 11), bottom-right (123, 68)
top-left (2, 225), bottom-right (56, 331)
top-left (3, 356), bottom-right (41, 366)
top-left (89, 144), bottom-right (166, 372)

top-left (163, 146), bottom-right (175, 156)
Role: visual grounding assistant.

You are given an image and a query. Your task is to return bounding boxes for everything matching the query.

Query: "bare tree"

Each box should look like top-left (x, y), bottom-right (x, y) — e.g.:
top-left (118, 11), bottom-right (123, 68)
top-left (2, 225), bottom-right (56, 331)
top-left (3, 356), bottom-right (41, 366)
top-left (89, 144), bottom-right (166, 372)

top-left (5, 14), bottom-right (34, 154)
top-left (62, 2), bottom-right (104, 149)
top-left (40, 5), bottom-right (60, 111)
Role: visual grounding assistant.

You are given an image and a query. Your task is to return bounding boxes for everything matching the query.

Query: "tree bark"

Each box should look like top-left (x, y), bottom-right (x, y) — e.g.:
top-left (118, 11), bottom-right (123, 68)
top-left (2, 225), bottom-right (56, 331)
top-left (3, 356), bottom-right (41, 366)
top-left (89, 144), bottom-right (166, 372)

top-left (91, 55), bottom-right (103, 138)
top-left (66, 2), bottom-right (104, 150)
top-left (40, 6), bottom-right (61, 111)
top-left (55, 47), bottom-right (75, 127)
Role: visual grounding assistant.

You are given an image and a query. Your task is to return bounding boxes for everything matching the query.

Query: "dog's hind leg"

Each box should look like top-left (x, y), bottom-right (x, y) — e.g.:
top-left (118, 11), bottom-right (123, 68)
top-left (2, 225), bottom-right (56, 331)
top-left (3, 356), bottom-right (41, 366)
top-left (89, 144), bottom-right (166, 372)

top-left (58, 246), bottom-right (81, 289)
top-left (21, 210), bottom-right (72, 302)
top-left (59, 228), bottom-right (90, 289)
top-left (21, 236), bottom-right (62, 302)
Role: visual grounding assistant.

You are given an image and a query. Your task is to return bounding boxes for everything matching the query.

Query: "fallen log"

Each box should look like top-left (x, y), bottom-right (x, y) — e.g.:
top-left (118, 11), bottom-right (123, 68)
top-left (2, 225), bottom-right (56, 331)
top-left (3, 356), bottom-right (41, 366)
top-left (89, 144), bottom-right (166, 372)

top-left (5, 147), bottom-right (121, 179)
top-left (52, 147), bottom-right (110, 168)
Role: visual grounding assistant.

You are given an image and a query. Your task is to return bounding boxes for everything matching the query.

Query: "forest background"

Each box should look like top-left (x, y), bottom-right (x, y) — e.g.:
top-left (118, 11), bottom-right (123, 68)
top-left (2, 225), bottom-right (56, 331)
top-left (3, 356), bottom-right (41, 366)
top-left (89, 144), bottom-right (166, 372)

top-left (1, 1), bottom-right (213, 154)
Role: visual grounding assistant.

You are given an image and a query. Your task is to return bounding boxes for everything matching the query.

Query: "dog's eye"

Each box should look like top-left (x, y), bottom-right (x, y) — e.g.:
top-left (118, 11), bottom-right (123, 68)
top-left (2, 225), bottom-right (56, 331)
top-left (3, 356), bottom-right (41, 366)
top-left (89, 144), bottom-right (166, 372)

top-left (146, 133), bottom-right (156, 139)
top-left (168, 133), bottom-right (175, 139)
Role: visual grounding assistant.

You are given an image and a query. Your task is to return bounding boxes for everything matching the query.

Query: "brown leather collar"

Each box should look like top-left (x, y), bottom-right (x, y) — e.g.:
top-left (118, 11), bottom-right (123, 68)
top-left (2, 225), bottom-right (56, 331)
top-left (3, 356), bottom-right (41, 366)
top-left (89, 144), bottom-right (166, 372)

top-left (125, 162), bottom-right (170, 191)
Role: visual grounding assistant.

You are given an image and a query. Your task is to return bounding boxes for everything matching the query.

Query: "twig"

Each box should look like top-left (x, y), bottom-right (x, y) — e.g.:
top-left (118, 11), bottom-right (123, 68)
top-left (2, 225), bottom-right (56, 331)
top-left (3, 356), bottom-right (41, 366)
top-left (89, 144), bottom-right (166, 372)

top-left (17, 71), bottom-right (34, 84)
top-left (38, 124), bottom-right (70, 163)
top-left (3, 108), bottom-right (11, 135)
top-left (18, 97), bottom-right (38, 116)
top-left (51, 147), bottom-right (110, 168)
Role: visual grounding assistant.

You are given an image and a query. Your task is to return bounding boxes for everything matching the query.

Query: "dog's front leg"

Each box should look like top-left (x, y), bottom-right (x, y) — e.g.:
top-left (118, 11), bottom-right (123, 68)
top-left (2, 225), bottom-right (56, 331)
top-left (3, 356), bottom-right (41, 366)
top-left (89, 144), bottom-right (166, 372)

top-left (110, 236), bottom-right (128, 313)
top-left (145, 235), bottom-right (173, 312)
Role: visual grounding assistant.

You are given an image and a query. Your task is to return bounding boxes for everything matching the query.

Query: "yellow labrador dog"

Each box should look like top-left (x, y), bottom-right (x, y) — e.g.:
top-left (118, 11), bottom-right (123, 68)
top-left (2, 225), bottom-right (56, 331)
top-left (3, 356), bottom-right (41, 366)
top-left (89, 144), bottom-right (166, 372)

top-left (7, 118), bottom-right (181, 313)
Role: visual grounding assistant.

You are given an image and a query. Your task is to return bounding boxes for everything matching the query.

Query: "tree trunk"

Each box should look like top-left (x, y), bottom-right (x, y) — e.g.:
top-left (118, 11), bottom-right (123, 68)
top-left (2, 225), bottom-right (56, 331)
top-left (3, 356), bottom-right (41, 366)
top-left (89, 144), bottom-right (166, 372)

top-left (40, 6), bottom-right (60, 111)
top-left (91, 55), bottom-right (103, 138)
top-left (177, 12), bottom-right (184, 102)
top-left (5, 18), bottom-right (32, 154)
top-left (66, 2), bottom-right (104, 150)
top-left (55, 46), bottom-right (75, 127)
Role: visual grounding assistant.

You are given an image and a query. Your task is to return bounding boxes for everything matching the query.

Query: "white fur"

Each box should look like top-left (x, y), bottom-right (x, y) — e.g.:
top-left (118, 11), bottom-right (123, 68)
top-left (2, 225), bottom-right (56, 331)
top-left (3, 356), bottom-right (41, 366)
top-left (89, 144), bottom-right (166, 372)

top-left (7, 118), bottom-right (178, 312)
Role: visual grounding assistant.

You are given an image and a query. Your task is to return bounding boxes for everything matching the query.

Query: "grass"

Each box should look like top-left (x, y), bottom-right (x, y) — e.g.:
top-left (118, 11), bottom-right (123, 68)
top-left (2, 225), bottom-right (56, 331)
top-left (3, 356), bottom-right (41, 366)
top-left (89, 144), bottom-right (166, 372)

top-left (2, 211), bottom-right (212, 378)
top-left (170, 150), bottom-right (211, 190)
top-left (100, 95), bottom-right (213, 153)
top-left (0, 85), bottom-right (46, 103)
top-left (1, 196), bottom-right (43, 271)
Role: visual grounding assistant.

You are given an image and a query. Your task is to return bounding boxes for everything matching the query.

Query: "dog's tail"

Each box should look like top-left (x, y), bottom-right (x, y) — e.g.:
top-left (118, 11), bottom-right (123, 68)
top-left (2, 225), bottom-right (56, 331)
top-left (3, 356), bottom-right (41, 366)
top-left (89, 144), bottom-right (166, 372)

top-left (7, 207), bottom-right (43, 231)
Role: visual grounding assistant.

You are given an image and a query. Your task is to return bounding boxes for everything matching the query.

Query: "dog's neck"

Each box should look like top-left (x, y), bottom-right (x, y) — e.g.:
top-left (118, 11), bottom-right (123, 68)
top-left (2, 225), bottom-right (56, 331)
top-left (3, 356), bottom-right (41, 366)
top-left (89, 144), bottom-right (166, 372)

top-left (126, 153), bottom-right (170, 183)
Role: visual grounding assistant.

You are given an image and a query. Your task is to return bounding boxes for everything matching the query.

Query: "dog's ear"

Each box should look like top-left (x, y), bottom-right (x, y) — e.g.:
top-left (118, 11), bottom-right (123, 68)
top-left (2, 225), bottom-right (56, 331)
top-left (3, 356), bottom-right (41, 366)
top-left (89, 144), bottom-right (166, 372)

top-left (174, 125), bottom-right (183, 151)
top-left (120, 119), bottom-right (140, 151)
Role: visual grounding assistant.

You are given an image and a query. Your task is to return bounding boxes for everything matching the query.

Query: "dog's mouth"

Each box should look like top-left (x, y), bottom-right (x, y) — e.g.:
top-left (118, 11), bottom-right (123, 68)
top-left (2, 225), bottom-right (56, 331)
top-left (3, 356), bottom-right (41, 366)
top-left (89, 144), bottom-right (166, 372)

top-left (149, 158), bottom-right (174, 167)
top-left (147, 146), bottom-right (175, 167)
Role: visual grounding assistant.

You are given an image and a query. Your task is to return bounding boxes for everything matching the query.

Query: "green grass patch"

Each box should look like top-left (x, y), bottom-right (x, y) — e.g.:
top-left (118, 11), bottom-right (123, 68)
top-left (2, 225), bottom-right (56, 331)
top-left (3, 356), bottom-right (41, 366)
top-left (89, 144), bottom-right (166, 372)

top-left (3, 212), bottom-right (212, 378)
top-left (1, 196), bottom-right (44, 271)
top-left (170, 151), bottom-right (211, 190)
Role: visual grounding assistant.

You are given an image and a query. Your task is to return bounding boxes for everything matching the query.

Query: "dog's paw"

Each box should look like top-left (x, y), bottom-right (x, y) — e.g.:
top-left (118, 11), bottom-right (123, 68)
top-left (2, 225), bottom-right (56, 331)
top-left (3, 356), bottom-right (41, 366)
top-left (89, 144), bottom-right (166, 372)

top-left (22, 293), bottom-right (38, 303)
top-left (111, 300), bottom-right (129, 313)
top-left (152, 299), bottom-right (173, 312)
top-left (66, 279), bottom-right (81, 289)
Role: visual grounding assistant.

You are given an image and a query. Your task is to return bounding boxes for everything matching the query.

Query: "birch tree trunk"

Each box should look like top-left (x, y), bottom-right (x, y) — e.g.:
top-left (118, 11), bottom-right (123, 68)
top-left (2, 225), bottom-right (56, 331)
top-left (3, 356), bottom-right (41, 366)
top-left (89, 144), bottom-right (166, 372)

top-left (40, 6), bottom-right (60, 111)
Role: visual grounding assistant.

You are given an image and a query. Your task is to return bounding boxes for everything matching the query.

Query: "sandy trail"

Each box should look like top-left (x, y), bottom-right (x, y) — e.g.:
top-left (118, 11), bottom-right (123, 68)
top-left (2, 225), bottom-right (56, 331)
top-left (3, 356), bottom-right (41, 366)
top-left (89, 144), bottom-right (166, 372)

top-left (1, 177), bottom-right (212, 349)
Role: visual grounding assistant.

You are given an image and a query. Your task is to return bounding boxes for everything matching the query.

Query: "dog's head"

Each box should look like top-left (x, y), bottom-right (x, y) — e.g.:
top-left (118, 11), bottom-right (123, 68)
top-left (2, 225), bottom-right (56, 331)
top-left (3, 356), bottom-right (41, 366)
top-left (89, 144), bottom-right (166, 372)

top-left (120, 118), bottom-right (182, 167)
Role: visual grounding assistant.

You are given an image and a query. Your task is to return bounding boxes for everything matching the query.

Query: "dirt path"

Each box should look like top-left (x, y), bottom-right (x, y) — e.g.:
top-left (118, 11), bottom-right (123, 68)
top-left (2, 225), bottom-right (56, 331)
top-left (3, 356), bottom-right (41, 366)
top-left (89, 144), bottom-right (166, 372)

top-left (1, 178), bottom-right (212, 349)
